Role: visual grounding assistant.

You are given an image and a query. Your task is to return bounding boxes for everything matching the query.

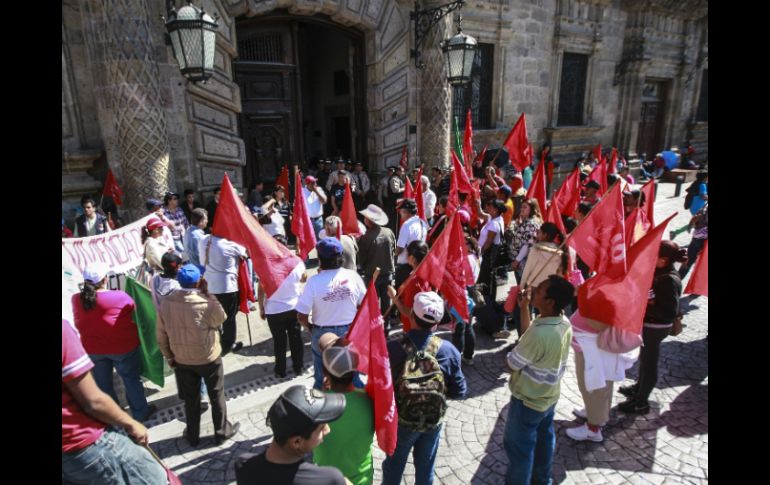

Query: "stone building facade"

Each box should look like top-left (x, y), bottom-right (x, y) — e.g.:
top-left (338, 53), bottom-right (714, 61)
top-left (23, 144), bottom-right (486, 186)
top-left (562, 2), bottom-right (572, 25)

top-left (62, 0), bottom-right (708, 221)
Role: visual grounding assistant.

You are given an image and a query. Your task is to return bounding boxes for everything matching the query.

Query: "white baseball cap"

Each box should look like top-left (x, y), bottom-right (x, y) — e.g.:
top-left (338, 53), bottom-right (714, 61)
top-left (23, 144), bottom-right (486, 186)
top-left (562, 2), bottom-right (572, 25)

top-left (412, 291), bottom-right (445, 323)
top-left (322, 345), bottom-right (359, 378)
top-left (82, 262), bottom-right (110, 284)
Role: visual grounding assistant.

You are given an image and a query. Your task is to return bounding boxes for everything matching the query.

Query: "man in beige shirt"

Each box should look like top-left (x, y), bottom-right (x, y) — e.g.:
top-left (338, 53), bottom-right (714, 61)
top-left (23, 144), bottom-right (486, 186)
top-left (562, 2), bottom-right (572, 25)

top-left (157, 264), bottom-right (240, 447)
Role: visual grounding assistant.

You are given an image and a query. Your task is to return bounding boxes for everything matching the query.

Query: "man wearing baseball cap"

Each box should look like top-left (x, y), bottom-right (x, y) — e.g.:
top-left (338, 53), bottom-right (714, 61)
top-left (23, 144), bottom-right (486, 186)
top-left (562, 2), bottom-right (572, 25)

top-left (382, 291), bottom-right (467, 485)
top-left (394, 198), bottom-right (427, 290)
top-left (235, 385), bottom-right (347, 484)
top-left (156, 264), bottom-right (240, 447)
top-left (313, 337), bottom-right (375, 485)
top-left (302, 175), bottom-right (327, 239)
top-left (296, 238), bottom-right (367, 390)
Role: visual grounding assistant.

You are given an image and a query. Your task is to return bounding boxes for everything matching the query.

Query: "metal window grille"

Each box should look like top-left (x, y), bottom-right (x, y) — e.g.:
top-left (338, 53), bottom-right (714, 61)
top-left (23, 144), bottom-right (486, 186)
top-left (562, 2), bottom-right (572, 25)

top-left (696, 70), bottom-right (708, 122)
top-left (557, 53), bottom-right (588, 126)
top-left (452, 43), bottom-right (494, 129)
top-left (237, 34), bottom-right (283, 63)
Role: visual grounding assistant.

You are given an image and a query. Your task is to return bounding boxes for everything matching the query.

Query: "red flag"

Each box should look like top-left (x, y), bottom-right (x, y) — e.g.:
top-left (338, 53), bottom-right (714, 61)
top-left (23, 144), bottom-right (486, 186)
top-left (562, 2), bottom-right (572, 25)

top-left (592, 144), bottom-right (602, 163)
top-left (291, 171), bottom-right (317, 261)
top-left (414, 167), bottom-right (426, 222)
top-left (451, 150), bottom-right (474, 194)
top-left (462, 109), bottom-right (474, 177)
top-left (404, 175), bottom-right (414, 200)
top-left (473, 144), bottom-right (488, 168)
top-left (102, 169), bottom-right (124, 206)
top-left (237, 258), bottom-right (256, 314)
top-left (545, 199), bottom-right (567, 236)
top-left (442, 213), bottom-right (471, 321)
top-left (578, 213), bottom-right (677, 333)
top-left (608, 148), bottom-right (618, 175)
top-left (275, 165), bottom-right (290, 194)
top-left (399, 145), bottom-right (408, 171)
top-left (624, 207), bottom-right (651, 249)
top-left (588, 155), bottom-right (608, 196)
top-left (567, 183), bottom-right (627, 278)
top-left (212, 174), bottom-right (301, 298)
top-left (341, 181), bottom-right (361, 237)
top-left (684, 240), bottom-right (708, 296)
top-left (526, 155), bottom-right (547, 219)
top-left (346, 278), bottom-right (398, 456)
top-left (552, 168), bottom-right (581, 217)
top-left (502, 113), bottom-right (532, 172)
top-left (640, 179), bottom-right (655, 226)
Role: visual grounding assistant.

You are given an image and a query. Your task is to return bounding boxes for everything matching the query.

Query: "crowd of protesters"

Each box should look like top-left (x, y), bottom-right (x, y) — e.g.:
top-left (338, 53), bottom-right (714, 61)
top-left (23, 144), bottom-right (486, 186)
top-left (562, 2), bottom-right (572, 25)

top-left (62, 147), bottom-right (706, 484)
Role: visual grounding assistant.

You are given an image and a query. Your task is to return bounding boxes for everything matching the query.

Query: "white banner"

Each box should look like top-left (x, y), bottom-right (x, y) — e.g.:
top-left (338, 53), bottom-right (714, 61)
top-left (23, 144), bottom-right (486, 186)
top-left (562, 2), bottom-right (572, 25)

top-left (61, 214), bottom-right (175, 275)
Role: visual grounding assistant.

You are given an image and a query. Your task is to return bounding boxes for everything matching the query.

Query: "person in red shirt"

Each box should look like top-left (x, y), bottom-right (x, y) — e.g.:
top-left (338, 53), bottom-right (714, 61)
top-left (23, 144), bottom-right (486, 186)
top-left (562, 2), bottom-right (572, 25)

top-left (71, 262), bottom-right (153, 421)
top-left (62, 319), bottom-right (166, 484)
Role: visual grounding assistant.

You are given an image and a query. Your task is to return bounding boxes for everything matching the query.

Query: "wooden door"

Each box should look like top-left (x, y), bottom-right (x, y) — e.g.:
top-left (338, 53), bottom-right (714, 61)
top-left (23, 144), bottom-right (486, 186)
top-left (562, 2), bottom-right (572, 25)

top-left (234, 22), bottom-right (301, 188)
top-left (637, 82), bottom-right (667, 158)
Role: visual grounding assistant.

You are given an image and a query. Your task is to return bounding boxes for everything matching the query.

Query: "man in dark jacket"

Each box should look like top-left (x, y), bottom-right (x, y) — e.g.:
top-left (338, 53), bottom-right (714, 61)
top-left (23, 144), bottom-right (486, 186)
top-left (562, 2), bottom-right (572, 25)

top-left (74, 196), bottom-right (110, 237)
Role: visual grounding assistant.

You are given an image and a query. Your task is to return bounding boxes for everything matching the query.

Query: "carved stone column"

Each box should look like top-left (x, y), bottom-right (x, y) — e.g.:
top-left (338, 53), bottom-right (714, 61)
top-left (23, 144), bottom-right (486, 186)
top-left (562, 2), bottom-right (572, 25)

top-left (81, 0), bottom-right (174, 219)
top-left (418, 5), bottom-right (452, 168)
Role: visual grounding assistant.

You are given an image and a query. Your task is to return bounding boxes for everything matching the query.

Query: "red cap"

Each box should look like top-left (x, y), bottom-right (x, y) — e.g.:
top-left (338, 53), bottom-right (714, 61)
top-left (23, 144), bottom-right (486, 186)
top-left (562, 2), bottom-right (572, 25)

top-left (146, 217), bottom-right (166, 232)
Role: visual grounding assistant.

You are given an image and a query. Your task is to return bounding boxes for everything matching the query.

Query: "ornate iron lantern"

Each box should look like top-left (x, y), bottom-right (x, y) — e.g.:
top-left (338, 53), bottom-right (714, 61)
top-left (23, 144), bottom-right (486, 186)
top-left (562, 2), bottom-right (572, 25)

top-left (441, 15), bottom-right (477, 86)
top-left (163, 1), bottom-right (219, 83)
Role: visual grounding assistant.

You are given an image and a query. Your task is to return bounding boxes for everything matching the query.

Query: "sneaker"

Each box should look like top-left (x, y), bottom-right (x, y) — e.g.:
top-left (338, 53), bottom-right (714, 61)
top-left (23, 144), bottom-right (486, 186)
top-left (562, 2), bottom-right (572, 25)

top-left (462, 356), bottom-right (474, 366)
top-left (618, 383), bottom-right (638, 398)
top-left (617, 399), bottom-right (650, 414)
top-left (214, 421), bottom-right (241, 445)
top-left (566, 424), bottom-right (603, 442)
top-left (572, 408), bottom-right (587, 419)
top-left (493, 330), bottom-right (511, 339)
top-left (231, 342), bottom-right (244, 353)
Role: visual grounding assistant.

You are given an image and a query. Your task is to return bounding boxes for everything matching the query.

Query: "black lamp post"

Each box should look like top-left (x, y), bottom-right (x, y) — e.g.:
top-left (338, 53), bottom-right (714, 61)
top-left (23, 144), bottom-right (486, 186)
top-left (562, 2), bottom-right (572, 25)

top-left (411, 0), bottom-right (477, 85)
top-left (163, 1), bottom-right (219, 83)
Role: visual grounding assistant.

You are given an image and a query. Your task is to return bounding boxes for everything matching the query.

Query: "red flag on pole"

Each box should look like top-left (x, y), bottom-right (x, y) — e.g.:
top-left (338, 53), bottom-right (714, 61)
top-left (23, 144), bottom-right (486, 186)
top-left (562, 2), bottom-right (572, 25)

top-left (640, 179), bottom-right (655, 226)
top-left (502, 113), bottom-right (532, 172)
top-left (624, 207), bottom-right (651, 249)
top-left (291, 171), bottom-right (317, 261)
top-left (462, 109), bottom-right (474, 177)
top-left (403, 175), bottom-right (414, 200)
top-left (526, 154), bottom-right (547, 219)
top-left (473, 144), bottom-right (488, 168)
top-left (346, 278), bottom-right (399, 456)
top-left (608, 148), bottom-right (618, 175)
top-left (102, 169), bottom-right (124, 206)
top-left (442, 213), bottom-right (472, 322)
top-left (451, 150), bottom-right (474, 194)
top-left (399, 145), bottom-right (408, 172)
top-left (341, 181), bottom-right (361, 237)
top-left (212, 174), bottom-right (301, 298)
top-left (592, 144), bottom-right (603, 163)
top-left (275, 165), bottom-right (290, 194)
top-left (588, 155), bottom-right (608, 196)
top-left (237, 258), bottom-right (256, 314)
top-left (545, 199), bottom-right (567, 236)
top-left (567, 183), bottom-right (627, 278)
top-left (578, 213), bottom-right (676, 334)
top-left (684, 240), bottom-right (708, 297)
top-left (413, 167), bottom-right (426, 222)
top-left (552, 168), bottom-right (581, 217)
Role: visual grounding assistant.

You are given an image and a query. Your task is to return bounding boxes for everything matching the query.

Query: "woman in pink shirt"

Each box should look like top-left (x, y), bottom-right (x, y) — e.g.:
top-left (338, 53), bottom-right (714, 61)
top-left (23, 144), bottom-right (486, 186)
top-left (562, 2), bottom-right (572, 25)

top-left (72, 262), bottom-right (153, 421)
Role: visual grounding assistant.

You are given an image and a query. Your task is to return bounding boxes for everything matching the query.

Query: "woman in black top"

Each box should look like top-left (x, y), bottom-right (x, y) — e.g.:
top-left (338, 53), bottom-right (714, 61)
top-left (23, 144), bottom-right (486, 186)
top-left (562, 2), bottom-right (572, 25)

top-left (618, 241), bottom-right (687, 414)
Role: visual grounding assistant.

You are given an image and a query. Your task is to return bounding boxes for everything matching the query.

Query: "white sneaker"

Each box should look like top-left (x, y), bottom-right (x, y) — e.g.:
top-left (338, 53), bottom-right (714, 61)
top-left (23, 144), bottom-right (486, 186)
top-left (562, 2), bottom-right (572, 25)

top-left (566, 424), bottom-right (603, 442)
top-left (572, 408), bottom-right (587, 419)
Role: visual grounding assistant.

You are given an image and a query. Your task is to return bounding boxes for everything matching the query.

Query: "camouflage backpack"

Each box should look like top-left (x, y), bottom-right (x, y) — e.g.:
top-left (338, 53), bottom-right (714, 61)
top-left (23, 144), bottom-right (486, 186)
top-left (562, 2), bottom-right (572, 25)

top-left (395, 335), bottom-right (447, 432)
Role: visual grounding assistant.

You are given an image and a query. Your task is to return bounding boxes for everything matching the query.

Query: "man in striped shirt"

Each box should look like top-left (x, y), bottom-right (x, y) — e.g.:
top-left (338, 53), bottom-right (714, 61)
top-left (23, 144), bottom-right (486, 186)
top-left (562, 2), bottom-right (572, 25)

top-left (503, 275), bottom-right (574, 485)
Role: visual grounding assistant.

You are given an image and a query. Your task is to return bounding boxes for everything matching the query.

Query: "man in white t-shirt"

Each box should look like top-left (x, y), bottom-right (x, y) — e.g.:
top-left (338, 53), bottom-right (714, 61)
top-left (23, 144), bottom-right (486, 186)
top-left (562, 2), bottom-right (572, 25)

top-left (302, 176), bottom-right (327, 239)
top-left (296, 238), bottom-right (367, 390)
top-left (199, 234), bottom-right (248, 354)
top-left (394, 198), bottom-right (427, 289)
top-left (257, 261), bottom-right (306, 378)
top-left (421, 175), bottom-right (437, 225)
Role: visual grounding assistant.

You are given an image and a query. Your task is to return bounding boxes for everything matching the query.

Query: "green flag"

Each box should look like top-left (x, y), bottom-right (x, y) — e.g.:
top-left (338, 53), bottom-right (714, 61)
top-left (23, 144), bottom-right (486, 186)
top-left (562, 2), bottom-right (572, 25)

top-left (124, 277), bottom-right (165, 387)
top-left (453, 116), bottom-right (464, 164)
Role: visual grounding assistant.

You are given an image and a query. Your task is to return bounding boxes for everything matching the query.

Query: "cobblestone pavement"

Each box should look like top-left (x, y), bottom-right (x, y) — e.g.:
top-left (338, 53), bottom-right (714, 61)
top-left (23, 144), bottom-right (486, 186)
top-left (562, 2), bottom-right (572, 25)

top-left (149, 182), bottom-right (708, 484)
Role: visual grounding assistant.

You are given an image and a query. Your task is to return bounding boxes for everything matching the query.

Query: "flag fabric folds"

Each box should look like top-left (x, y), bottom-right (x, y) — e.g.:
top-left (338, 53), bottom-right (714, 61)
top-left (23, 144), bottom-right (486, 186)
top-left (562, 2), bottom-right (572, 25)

top-left (413, 167), bottom-right (426, 222)
top-left (103, 169), bottom-right (124, 206)
top-left (212, 174), bottom-right (301, 299)
top-left (291, 171), bottom-right (317, 261)
top-left (527, 157), bottom-right (547, 220)
top-left (462, 109), bottom-right (474, 177)
top-left (238, 258), bottom-right (256, 314)
top-left (551, 168), bottom-right (581, 218)
top-left (502, 113), bottom-right (532, 172)
top-left (399, 145), bottom-right (408, 171)
top-left (124, 277), bottom-right (164, 387)
top-left (341, 181), bottom-right (362, 237)
top-left (640, 179), bottom-right (656, 226)
top-left (684, 240), bottom-right (708, 297)
top-left (275, 165), bottom-right (290, 194)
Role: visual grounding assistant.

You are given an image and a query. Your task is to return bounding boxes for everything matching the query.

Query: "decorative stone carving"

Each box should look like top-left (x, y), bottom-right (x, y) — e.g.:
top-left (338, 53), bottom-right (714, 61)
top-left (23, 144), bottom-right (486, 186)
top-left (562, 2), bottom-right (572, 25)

top-left (418, 8), bottom-right (451, 167)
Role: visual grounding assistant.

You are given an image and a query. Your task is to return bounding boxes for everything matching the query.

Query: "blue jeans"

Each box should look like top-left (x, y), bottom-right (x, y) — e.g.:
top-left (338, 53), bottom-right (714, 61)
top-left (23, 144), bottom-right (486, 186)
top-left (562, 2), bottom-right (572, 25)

top-left (61, 427), bottom-right (166, 484)
top-left (382, 423), bottom-right (443, 485)
top-left (311, 216), bottom-right (324, 240)
top-left (90, 348), bottom-right (149, 420)
top-left (504, 398), bottom-right (555, 485)
top-left (310, 324), bottom-right (363, 390)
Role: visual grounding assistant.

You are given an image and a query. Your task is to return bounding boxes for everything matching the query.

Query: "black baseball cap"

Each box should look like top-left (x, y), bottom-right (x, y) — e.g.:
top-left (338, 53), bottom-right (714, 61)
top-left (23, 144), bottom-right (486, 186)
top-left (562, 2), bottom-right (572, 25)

top-left (266, 386), bottom-right (346, 439)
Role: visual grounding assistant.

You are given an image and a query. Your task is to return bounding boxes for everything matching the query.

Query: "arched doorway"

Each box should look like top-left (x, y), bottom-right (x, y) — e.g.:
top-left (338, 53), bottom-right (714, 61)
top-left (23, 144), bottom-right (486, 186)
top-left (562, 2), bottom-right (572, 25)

top-left (234, 12), bottom-right (367, 190)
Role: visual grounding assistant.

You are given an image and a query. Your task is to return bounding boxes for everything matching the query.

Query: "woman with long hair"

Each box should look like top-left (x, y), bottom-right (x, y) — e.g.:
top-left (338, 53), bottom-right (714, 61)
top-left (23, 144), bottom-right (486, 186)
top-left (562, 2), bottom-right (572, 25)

top-left (72, 262), bottom-right (153, 421)
top-left (617, 241), bottom-right (688, 414)
top-left (474, 198), bottom-right (507, 298)
top-left (508, 198), bottom-right (543, 283)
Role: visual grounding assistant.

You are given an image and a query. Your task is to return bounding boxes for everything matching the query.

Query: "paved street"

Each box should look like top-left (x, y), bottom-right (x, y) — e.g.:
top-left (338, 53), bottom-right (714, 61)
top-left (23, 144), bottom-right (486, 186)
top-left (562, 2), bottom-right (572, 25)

top-left (146, 181), bottom-right (708, 484)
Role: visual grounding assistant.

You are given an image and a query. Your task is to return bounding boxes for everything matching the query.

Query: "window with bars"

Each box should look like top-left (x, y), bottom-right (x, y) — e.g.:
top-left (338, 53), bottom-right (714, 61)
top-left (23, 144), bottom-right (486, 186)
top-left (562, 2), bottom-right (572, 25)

top-left (237, 34), bottom-right (284, 63)
top-left (696, 70), bottom-right (708, 122)
top-left (452, 43), bottom-right (494, 129)
top-left (557, 53), bottom-right (589, 126)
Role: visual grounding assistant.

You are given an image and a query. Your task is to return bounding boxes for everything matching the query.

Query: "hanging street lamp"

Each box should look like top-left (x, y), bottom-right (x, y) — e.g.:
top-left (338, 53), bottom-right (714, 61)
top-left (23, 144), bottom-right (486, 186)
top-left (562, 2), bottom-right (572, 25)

top-left (163, 1), bottom-right (219, 83)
